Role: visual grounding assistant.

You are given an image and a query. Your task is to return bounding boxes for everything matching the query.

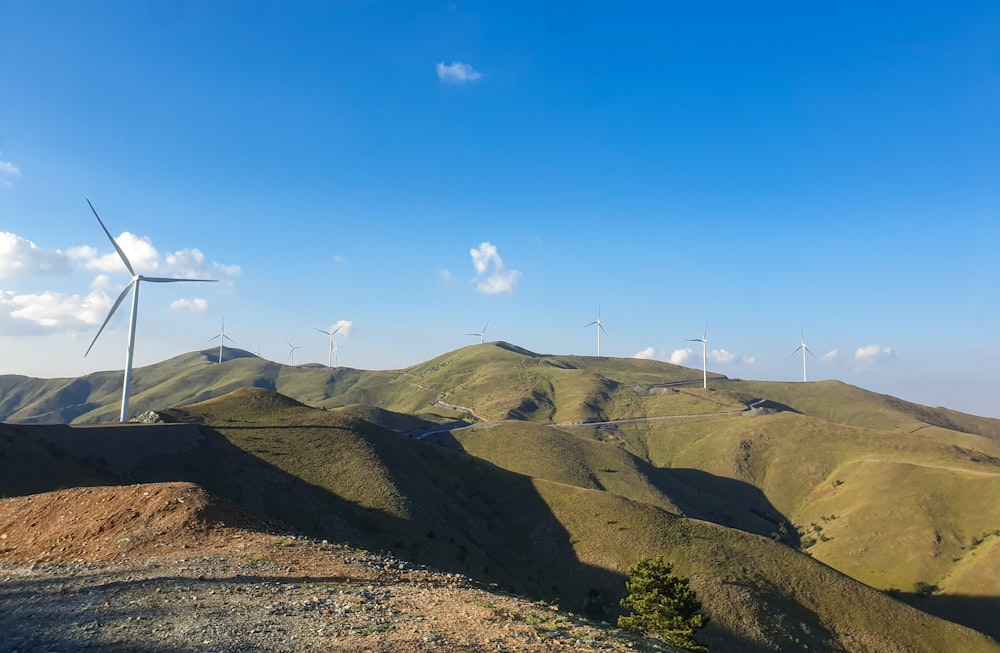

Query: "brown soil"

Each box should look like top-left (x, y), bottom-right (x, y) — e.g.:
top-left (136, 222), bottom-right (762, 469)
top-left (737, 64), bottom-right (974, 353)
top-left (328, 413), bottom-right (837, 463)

top-left (0, 482), bottom-right (673, 652)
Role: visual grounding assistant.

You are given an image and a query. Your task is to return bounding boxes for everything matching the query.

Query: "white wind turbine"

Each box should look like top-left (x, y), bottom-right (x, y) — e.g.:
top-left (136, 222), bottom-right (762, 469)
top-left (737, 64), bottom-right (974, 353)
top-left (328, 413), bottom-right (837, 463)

top-left (791, 327), bottom-right (814, 382)
top-left (85, 199), bottom-right (217, 422)
top-left (583, 307), bottom-right (608, 357)
top-left (207, 317), bottom-right (237, 364)
top-left (314, 324), bottom-right (344, 368)
top-left (466, 320), bottom-right (489, 345)
top-left (686, 319), bottom-right (709, 389)
top-left (285, 339), bottom-right (303, 364)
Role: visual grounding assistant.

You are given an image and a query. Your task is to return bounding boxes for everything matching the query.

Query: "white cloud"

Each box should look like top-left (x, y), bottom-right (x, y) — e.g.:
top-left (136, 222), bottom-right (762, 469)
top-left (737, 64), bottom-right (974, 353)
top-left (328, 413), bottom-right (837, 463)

top-left (439, 269), bottom-right (455, 284)
top-left (331, 319), bottom-right (354, 338)
top-left (169, 297), bottom-right (208, 313)
top-left (855, 344), bottom-right (894, 361)
top-left (470, 242), bottom-right (521, 295)
top-left (0, 232), bottom-right (71, 278)
top-left (0, 159), bottom-right (19, 188)
top-left (634, 347), bottom-right (657, 360)
top-left (79, 232), bottom-right (160, 273)
top-left (821, 348), bottom-right (839, 362)
top-left (0, 289), bottom-right (110, 331)
top-left (67, 232), bottom-right (240, 283)
top-left (709, 349), bottom-right (737, 364)
top-left (742, 356), bottom-right (757, 365)
top-left (669, 348), bottom-right (693, 365)
top-left (436, 61), bottom-right (482, 83)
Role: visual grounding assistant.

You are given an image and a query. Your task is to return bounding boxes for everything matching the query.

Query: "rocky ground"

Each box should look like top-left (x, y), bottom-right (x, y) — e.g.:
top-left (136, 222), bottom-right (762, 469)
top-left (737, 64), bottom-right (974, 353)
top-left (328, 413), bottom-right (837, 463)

top-left (0, 482), bottom-right (676, 652)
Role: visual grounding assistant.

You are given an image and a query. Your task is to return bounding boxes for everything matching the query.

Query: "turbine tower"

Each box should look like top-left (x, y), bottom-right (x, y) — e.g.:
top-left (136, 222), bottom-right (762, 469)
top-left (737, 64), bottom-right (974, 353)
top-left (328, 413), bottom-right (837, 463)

top-left (791, 327), bottom-right (814, 382)
top-left (85, 199), bottom-right (217, 422)
top-left (207, 317), bottom-right (237, 364)
top-left (285, 339), bottom-right (303, 364)
top-left (583, 307), bottom-right (608, 357)
top-left (314, 324), bottom-right (344, 368)
top-left (686, 319), bottom-right (709, 389)
top-left (466, 320), bottom-right (489, 345)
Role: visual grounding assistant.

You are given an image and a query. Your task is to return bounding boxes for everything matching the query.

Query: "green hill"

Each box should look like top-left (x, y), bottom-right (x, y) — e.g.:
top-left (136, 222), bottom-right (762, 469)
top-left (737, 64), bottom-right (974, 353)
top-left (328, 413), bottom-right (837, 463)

top-left (3, 342), bottom-right (999, 644)
top-left (1, 388), bottom-right (997, 652)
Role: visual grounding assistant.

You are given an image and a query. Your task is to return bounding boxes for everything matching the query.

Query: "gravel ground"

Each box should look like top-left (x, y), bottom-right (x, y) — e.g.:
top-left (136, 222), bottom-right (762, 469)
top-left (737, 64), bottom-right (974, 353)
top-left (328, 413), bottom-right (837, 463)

top-left (0, 483), bottom-right (675, 653)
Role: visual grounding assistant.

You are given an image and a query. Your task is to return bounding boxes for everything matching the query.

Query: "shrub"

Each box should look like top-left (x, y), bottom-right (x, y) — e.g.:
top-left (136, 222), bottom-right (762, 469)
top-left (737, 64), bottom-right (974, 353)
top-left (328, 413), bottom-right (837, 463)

top-left (618, 556), bottom-right (707, 652)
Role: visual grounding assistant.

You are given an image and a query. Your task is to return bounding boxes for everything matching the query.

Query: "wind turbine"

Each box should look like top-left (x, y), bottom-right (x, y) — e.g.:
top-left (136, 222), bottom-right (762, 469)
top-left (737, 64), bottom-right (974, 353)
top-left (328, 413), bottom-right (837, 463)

top-left (207, 317), bottom-right (237, 364)
top-left (85, 199), bottom-right (217, 422)
top-left (791, 327), bottom-right (814, 382)
top-left (314, 324), bottom-right (344, 368)
top-left (285, 339), bottom-right (303, 364)
top-left (686, 319), bottom-right (709, 389)
top-left (466, 320), bottom-right (489, 345)
top-left (583, 307), bottom-right (608, 357)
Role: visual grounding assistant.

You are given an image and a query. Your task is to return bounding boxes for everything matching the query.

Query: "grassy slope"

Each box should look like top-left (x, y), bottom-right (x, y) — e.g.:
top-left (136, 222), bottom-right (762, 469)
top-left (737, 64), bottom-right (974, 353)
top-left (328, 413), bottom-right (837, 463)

top-left (2, 392), bottom-right (996, 653)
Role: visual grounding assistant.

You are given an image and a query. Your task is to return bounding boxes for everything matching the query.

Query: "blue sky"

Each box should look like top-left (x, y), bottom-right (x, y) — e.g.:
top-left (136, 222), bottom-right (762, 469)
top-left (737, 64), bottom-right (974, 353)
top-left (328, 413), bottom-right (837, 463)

top-left (1, 1), bottom-right (998, 417)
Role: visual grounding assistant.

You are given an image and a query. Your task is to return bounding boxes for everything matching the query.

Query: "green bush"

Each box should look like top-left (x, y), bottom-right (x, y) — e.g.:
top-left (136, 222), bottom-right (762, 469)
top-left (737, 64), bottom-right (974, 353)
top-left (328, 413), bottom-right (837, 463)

top-left (618, 556), bottom-right (707, 652)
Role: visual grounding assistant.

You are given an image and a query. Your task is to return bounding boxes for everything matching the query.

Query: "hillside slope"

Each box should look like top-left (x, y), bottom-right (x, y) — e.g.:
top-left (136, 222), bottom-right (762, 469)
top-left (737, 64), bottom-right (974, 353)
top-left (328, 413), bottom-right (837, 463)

top-left (2, 390), bottom-right (997, 653)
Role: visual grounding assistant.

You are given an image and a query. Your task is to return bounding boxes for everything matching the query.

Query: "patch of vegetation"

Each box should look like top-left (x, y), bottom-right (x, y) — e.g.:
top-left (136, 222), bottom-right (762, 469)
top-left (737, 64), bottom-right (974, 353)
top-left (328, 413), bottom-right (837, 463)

top-left (617, 556), bottom-right (707, 652)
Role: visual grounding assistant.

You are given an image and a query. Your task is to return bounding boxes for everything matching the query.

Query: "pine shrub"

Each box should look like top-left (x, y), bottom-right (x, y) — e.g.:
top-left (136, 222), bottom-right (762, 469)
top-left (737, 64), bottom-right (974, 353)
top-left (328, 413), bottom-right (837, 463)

top-left (618, 555), bottom-right (707, 652)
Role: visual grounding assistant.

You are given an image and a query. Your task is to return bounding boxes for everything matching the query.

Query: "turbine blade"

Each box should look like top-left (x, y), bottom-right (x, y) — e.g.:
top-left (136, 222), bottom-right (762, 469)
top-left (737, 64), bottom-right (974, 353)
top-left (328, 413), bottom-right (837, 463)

top-left (143, 276), bottom-right (218, 283)
top-left (703, 319), bottom-right (710, 340)
top-left (331, 324), bottom-right (344, 335)
top-left (85, 280), bottom-right (134, 357)
top-left (87, 199), bottom-right (136, 277)
top-left (207, 335), bottom-right (221, 343)
top-left (583, 321), bottom-right (597, 328)
top-left (314, 327), bottom-right (331, 335)
top-left (791, 346), bottom-right (803, 356)
top-left (599, 323), bottom-right (608, 336)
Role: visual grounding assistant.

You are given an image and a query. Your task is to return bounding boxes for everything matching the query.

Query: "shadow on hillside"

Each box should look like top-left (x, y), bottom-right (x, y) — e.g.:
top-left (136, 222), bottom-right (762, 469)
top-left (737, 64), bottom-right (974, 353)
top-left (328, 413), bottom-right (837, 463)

top-left (892, 592), bottom-right (1000, 642)
top-left (655, 467), bottom-right (800, 548)
top-left (0, 422), bottom-right (622, 620)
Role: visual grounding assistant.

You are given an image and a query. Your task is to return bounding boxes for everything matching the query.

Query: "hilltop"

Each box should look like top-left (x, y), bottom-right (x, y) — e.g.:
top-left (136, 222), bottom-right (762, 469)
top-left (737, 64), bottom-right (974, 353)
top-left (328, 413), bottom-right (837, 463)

top-left (0, 482), bottom-right (671, 652)
top-left (3, 385), bottom-right (999, 652)
top-left (2, 342), bottom-right (999, 649)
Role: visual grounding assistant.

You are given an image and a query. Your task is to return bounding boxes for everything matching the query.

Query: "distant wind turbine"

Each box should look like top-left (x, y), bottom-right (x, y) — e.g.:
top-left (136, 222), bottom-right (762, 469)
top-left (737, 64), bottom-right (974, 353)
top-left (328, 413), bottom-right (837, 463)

top-left (285, 339), bottom-right (303, 365)
top-left (85, 199), bottom-right (217, 422)
top-left (466, 320), bottom-right (489, 345)
top-left (686, 319), bottom-right (709, 389)
top-left (207, 317), bottom-right (237, 364)
top-left (583, 307), bottom-right (608, 357)
top-left (314, 324), bottom-right (344, 368)
top-left (791, 327), bottom-right (814, 382)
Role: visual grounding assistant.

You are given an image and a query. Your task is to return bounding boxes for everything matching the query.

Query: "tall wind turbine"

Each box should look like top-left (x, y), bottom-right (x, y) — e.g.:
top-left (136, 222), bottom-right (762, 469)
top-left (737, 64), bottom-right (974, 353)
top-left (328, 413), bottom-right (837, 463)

top-left (791, 327), bottom-right (814, 382)
top-left (314, 324), bottom-right (344, 368)
top-left (686, 319), bottom-right (709, 389)
top-left (207, 317), bottom-right (237, 364)
top-left (285, 339), bottom-right (303, 365)
top-left (85, 199), bottom-right (217, 422)
top-left (583, 307), bottom-right (608, 357)
top-left (466, 320), bottom-right (489, 345)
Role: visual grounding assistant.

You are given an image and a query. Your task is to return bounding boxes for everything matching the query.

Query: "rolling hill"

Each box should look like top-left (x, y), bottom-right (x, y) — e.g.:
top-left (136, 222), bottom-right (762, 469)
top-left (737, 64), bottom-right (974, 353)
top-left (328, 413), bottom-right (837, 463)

top-left (2, 388), bottom-right (997, 652)
top-left (2, 342), bottom-right (999, 647)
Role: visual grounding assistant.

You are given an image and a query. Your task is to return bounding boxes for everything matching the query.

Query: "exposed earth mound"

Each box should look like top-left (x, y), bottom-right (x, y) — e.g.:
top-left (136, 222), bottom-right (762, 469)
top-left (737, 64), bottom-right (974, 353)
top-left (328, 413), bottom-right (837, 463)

top-left (0, 482), bottom-right (674, 652)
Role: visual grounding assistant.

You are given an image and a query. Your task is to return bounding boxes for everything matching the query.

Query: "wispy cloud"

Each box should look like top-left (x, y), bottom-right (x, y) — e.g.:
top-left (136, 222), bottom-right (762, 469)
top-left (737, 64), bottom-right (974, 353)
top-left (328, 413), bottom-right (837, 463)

top-left (709, 349), bottom-right (737, 364)
top-left (0, 159), bottom-right (19, 189)
top-left (742, 356), bottom-right (757, 365)
top-left (0, 232), bottom-right (71, 279)
top-left (330, 319), bottom-right (354, 337)
top-left (634, 347), bottom-right (657, 360)
top-left (669, 348), bottom-right (693, 365)
top-left (855, 344), bottom-right (894, 361)
top-left (65, 232), bottom-right (241, 283)
top-left (0, 289), bottom-right (110, 331)
top-left (436, 61), bottom-right (482, 83)
top-left (169, 297), bottom-right (208, 313)
top-left (470, 242), bottom-right (521, 295)
top-left (821, 348), bottom-right (839, 362)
